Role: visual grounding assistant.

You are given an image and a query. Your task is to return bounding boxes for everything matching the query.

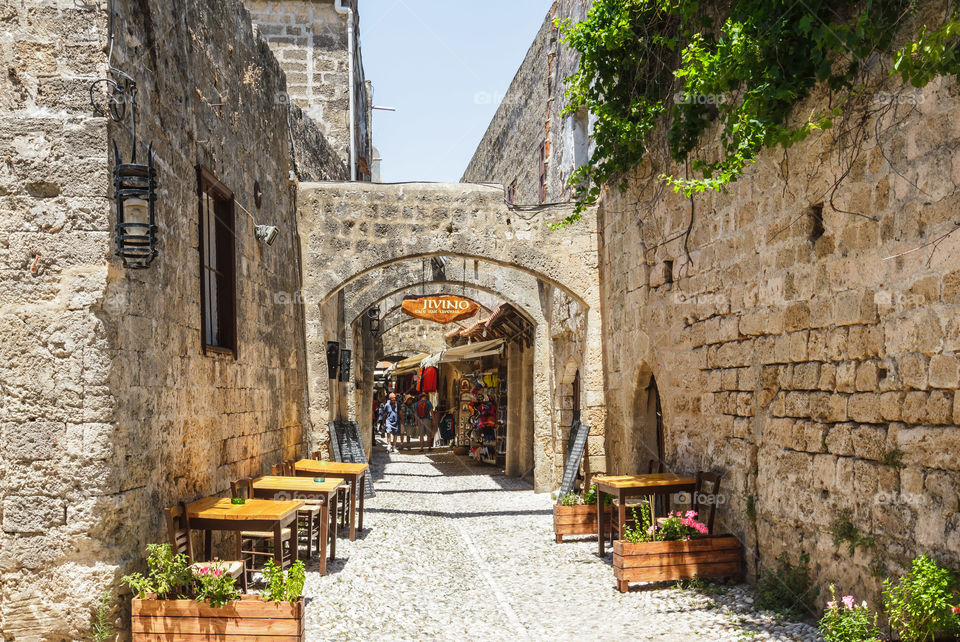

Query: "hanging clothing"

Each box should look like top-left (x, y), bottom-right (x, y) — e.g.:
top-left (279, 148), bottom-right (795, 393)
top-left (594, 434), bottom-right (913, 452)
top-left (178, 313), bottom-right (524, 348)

top-left (419, 366), bottom-right (438, 393)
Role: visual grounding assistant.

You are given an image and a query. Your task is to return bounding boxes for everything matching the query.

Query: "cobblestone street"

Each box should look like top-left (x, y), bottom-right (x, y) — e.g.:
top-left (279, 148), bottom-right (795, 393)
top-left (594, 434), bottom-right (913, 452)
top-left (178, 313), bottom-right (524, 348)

top-left (302, 445), bottom-right (820, 641)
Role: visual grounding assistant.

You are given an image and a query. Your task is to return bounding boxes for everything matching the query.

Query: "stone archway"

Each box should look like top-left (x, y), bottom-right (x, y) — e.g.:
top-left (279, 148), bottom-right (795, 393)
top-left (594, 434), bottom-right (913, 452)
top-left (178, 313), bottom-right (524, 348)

top-left (297, 181), bottom-right (603, 490)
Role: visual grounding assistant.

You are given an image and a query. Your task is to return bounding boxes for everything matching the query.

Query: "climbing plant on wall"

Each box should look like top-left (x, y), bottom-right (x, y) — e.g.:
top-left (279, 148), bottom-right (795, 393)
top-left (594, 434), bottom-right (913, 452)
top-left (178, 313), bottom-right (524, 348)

top-left (557, 0), bottom-right (960, 224)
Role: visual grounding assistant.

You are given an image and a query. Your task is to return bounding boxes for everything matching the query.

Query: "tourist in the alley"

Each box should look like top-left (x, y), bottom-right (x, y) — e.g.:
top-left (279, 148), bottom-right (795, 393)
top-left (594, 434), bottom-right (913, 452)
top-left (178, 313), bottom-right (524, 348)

top-left (379, 392), bottom-right (401, 453)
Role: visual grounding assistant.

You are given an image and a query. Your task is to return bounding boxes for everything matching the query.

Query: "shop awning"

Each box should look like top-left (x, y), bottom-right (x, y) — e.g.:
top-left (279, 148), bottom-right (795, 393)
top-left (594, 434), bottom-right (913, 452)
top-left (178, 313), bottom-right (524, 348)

top-left (438, 338), bottom-right (505, 362)
top-left (388, 353), bottom-right (430, 375)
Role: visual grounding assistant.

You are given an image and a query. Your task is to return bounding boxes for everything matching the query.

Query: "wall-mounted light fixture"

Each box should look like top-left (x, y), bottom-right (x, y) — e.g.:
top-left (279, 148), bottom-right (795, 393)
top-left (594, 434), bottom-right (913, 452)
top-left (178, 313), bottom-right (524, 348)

top-left (339, 349), bottom-right (352, 382)
top-left (367, 306), bottom-right (380, 336)
top-left (326, 341), bottom-right (340, 380)
top-left (255, 225), bottom-right (279, 245)
top-left (113, 142), bottom-right (157, 268)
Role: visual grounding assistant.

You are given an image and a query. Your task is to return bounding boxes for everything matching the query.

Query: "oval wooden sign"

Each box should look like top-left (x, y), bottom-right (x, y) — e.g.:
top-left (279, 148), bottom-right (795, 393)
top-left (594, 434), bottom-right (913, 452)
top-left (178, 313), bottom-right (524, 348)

top-left (401, 295), bottom-right (480, 324)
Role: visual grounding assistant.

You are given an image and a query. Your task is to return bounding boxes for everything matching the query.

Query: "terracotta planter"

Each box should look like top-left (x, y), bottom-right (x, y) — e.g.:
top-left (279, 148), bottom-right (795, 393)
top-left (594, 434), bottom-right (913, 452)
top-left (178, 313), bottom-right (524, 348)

top-left (612, 535), bottom-right (742, 592)
top-left (553, 504), bottom-right (612, 542)
top-left (132, 595), bottom-right (304, 641)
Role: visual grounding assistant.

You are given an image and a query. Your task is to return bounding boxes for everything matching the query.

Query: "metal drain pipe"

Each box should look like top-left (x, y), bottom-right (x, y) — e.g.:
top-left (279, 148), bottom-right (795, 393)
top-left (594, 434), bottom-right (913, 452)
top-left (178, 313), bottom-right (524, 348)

top-left (334, 0), bottom-right (357, 181)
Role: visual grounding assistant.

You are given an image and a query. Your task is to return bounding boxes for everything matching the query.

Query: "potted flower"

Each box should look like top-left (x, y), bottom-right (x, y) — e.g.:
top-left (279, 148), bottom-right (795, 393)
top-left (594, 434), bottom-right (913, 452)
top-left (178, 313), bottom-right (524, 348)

top-left (818, 586), bottom-right (881, 642)
top-left (125, 543), bottom-right (306, 640)
top-left (612, 504), bottom-right (741, 592)
top-left (553, 485), bottom-right (612, 543)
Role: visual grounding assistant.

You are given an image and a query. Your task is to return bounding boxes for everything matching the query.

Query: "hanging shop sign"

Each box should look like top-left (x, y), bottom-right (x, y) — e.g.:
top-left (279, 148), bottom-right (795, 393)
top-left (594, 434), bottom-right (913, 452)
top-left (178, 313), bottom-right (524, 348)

top-left (401, 294), bottom-right (479, 324)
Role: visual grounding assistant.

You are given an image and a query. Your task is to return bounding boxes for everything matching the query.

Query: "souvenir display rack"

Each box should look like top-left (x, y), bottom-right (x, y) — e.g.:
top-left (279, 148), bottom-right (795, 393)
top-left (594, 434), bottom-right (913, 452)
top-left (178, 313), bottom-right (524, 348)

top-left (455, 369), bottom-right (507, 466)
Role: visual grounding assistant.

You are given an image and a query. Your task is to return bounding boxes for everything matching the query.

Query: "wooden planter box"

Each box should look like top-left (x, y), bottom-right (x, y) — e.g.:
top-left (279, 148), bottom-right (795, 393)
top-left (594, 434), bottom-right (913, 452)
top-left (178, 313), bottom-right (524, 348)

top-left (613, 535), bottom-right (742, 592)
top-left (132, 595), bottom-right (304, 641)
top-left (553, 504), bottom-right (611, 542)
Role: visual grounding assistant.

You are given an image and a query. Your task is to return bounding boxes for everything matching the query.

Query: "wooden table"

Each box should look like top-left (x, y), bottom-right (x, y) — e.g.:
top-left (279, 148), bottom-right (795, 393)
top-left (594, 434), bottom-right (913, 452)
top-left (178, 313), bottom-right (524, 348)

top-left (251, 476), bottom-right (343, 574)
top-left (294, 460), bottom-right (368, 541)
top-left (186, 497), bottom-right (303, 566)
top-left (594, 473), bottom-right (697, 557)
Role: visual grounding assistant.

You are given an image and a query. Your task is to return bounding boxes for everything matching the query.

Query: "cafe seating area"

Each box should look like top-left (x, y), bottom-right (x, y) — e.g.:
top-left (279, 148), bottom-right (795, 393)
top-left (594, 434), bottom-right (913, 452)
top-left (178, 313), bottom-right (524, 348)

top-left (162, 456), bottom-right (370, 589)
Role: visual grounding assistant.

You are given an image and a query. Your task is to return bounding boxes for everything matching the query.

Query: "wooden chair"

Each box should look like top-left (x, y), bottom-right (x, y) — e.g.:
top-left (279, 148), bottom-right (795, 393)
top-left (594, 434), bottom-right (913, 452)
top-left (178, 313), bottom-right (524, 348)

top-left (692, 471), bottom-right (722, 534)
top-left (231, 478), bottom-right (294, 579)
top-left (164, 503), bottom-right (247, 592)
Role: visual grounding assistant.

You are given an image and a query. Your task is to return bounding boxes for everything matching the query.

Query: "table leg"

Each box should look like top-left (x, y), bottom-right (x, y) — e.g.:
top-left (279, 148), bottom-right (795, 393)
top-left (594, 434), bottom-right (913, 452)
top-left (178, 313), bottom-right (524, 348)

top-left (617, 493), bottom-right (626, 548)
top-left (274, 522), bottom-right (284, 568)
top-left (349, 478), bottom-right (357, 541)
top-left (597, 490), bottom-right (606, 557)
top-left (358, 474), bottom-right (365, 532)
top-left (290, 515), bottom-right (299, 563)
top-left (319, 503), bottom-right (328, 575)
top-left (330, 490), bottom-right (338, 561)
top-left (204, 529), bottom-right (212, 562)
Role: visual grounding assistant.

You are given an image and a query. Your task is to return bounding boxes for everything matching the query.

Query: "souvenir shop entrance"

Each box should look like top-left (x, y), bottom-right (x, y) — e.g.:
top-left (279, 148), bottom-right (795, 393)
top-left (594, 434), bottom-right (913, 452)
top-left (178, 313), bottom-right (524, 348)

top-left (385, 339), bottom-right (507, 466)
top-left (382, 303), bottom-right (535, 478)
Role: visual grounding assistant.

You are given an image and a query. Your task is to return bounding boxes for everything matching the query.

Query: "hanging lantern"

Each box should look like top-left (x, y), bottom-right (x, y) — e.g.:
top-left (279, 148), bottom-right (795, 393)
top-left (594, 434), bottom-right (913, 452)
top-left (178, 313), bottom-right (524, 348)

top-left (326, 341), bottom-right (340, 380)
top-left (367, 307), bottom-right (380, 336)
top-left (113, 142), bottom-right (157, 268)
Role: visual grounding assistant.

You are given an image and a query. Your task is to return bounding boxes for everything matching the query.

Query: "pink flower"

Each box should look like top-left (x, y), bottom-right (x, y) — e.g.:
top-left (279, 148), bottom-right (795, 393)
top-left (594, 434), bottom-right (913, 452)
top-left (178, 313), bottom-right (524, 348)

top-left (685, 510), bottom-right (698, 519)
top-left (952, 605), bottom-right (959, 615)
top-left (199, 566), bottom-right (210, 575)
top-left (213, 557), bottom-right (219, 561)
top-left (212, 568), bottom-right (223, 578)
top-left (842, 595), bottom-right (855, 609)
top-left (826, 601), bottom-right (837, 610)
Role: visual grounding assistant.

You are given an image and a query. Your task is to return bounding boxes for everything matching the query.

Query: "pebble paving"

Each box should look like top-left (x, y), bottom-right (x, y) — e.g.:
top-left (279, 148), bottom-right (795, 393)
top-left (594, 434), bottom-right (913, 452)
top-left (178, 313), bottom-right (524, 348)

top-left (302, 443), bottom-right (821, 641)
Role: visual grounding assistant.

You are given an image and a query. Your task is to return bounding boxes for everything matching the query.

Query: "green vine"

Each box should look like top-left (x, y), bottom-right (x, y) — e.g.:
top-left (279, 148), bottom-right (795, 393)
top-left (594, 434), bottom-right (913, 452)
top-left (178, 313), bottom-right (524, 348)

top-left (557, 0), bottom-right (960, 224)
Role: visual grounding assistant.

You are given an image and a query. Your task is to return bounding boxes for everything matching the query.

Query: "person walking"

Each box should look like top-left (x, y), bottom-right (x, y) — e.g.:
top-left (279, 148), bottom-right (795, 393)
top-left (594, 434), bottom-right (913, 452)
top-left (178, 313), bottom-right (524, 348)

top-left (414, 393), bottom-right (434, 453)
top-left (379, 392), bottom-right (401, 453)
top-left (400, 394), bottom-right (417, 451)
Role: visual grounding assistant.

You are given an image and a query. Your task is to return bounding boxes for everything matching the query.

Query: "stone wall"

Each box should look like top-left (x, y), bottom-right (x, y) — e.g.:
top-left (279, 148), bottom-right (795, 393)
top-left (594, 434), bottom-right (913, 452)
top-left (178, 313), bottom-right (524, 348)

top-left (245, 0), bottom-right (373, 178)
top-left (380, 318), bottom-right (452, 357)
top-left (599, 75), bottom-right (960, 598)
top-left (462, 0), bottom-right (592, 205)
top-left (0, 0), bottom-right (344, 637)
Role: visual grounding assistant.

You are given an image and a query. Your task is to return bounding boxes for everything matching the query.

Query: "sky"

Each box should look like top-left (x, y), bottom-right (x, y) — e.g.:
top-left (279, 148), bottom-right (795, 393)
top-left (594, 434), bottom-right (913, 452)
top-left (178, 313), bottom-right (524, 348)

top-left (359, 0), bottom-right (555, 183)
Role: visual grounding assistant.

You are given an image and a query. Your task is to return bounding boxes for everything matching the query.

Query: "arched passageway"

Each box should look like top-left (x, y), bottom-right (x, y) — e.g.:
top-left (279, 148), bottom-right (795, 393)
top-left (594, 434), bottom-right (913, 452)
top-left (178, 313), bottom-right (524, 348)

top-left (296, 181), bottom-right (602, 491)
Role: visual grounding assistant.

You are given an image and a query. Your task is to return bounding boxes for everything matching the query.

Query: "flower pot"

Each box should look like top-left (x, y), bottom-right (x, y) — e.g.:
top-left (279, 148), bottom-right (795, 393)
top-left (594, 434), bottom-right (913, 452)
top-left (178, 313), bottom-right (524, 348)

top-left (612, 535), bottom-right (742, 592)
top-left (553, 504), bottom-right (613, 542)
top-left (131, 595), bottom-right (304, 640)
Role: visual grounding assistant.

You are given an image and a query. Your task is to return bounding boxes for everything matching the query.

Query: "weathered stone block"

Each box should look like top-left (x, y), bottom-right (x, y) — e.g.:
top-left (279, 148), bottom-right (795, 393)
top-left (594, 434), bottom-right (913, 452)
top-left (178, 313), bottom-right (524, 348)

top-left (848, 393), bottom-right (882, 424)
top-left (855, 361), bottom-right (879, 391)
top-left (925, 390), bottom-right (953, 425)
top-left (899, 353), bottom-right (929, 390)
top-left (928, 353), bottom-right (960, 388)
top-left (2, 497), bottom-right (66, 533)
top-left (1, 421), bottom-right (64, 460)
top-left (902, 391), bottom-right (928, 424)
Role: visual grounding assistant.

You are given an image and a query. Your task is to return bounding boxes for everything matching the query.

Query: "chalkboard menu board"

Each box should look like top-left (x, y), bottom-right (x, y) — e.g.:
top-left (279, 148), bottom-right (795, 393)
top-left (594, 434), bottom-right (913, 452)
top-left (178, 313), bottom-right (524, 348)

top-left (333, 421), bottom-right (375, 498)
top-left (328, 422), bottom-right (342, 461)
top-left (558, 420), bottom-right (589, 499)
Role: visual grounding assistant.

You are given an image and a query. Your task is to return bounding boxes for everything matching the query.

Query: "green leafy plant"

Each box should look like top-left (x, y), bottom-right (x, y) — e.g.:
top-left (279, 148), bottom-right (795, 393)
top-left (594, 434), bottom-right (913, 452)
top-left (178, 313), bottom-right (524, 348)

top-left (622, 503), bottom-right (654, 543)
top-left (756, 552), bottom-right (818, 619)
top-left (883, 554), bottom-right (960, 642)
top-left (582, 484), bottom-right (598, 505)
top-left (88, 591), bottom-right (115, 642)
top-left (261, 559), bottom-right (306, 603)
top-left (881, 447), bottom-right (906, 470)
top-left (558, 491), bottom-right (581, 506)
top-left (745, 494), bottom-right (757, 522)
top-left (555, 0), bottom-right (960, 223)
top-left (121, 543), bottom-right (194, 600)
top-left (829, 510), bottom-right (876, 554)
top-left (194, 562), bottom-right (241, 609)
top-left (819, 585), bottom-right (881, 642)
